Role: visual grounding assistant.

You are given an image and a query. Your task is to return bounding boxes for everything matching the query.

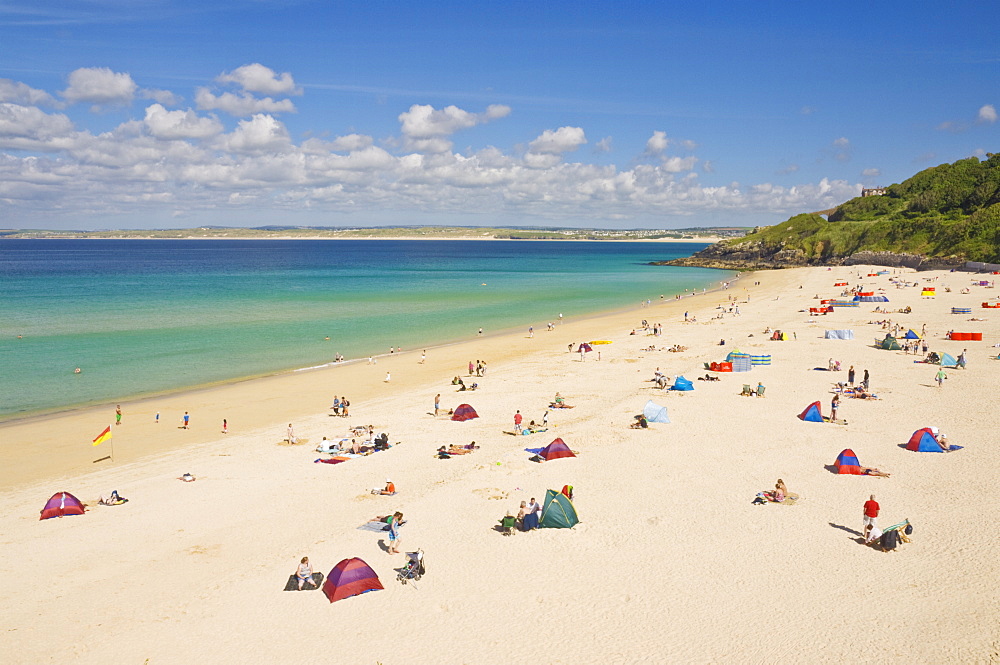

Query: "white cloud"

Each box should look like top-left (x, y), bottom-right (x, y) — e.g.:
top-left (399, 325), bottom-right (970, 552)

top-left (661, 156), bottom-right (698, 172)
top-left (217, 64), bottom-right (302, 96)
top-left (219, 114), bottom-right (291, 153)
top-left (776, 164), bottom-right (800, 175)
top-left (679, 139), bottom-right (698, 151)
top-left (195, 88), bottom-right (296, 116)
top-left (61, 67), bottom-right (137, 106)
top-left (978, 104), bottom-right (997, 124)
top-left (644, 130), bottom-right (669, 155)
top-left (0, 103), bottom-right (75, 144)
top-left (862, 167), bottom-right (881, 177)
top-left (833, 137), bottom-right (850, 147)
top-left (0, 79), bottom-right (60, 107)
top-left (144, 104), bottom-right (223, 140)
top-left (397, 103), bottom-right (510, 153)
top-left (141, 88), bottom-right (182, 106)
top-left (528, 126), bottom-right (586, 155)
top-left (594, 136), bottom-right (613, 153)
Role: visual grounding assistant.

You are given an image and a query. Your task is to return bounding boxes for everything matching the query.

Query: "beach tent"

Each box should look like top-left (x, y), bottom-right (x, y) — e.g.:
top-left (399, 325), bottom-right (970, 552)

top-left (906, 428), bottom-right (943, 452)
top-left (939, 353), bottom-right (958, 368)
top-left (798, 402), bottom-right (824, 423)
top-left (824, 330), bottom-right (855, 340)
top-left (903, 329), bottom-right (921, 339)
top-left (642, 400), bottom-right (670, 424)
top-left (539, 438), bottom-right (576, 461)
top-left (451, 404), bottom-right (479, 421)
top-left (879, 337), bottom-right (901, 350)
top-left (539, 489), bottom-right (579, 529)
top-left (725, 350), bottom-right (744, 362)
top-left (322, 558), bottom-right (383, 603)
top-left (749, 354), bottom-right (772, 366)
top-left (577, 343), bottom-right (593, 353)
top-left (833, 449), bottom-right (863, 474)
top-left (670, 376), bottom-right (694, 391)
top-left (39, 491), bottom-right (86, 520)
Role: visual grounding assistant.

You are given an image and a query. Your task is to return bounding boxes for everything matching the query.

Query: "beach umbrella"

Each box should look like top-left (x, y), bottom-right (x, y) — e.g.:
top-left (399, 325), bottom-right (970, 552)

top-left (577, 343), bottom-right (593, 353)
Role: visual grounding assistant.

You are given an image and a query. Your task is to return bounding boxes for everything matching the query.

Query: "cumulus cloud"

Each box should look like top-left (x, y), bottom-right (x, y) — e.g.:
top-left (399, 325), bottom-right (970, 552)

top-left (219, 114), bottom-right (291, 153)
top-left (644, 130), bottom-right (669, 155)
top-left (144, 104), bottom-right (223, 140)
top-left (661, 156), bottom-right (698, 172)
top-left (397, 103), bottom-right (510, 153)
top-left (61, 67), bottom-right (137, 106)
top-left (195, 88), bottom-right (296, 116)
top-left (0, 79), bottom-right (60, 107)
top-left (0, 103), bottom-right (75, 145)
top-left (978, 104), bottom-right (997, 124)
top-left (862, 167), bottom-right (881, 177)
top-left (217, 64), bottom-right (302, 96)
top-left (528, 126), bottom-right (586, 155)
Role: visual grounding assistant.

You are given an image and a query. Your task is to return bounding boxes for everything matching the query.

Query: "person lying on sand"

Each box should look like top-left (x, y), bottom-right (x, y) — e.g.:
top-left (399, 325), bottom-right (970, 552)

top-left (861, 467), bottom-right (891, 478)
top-left (445, 445), bottom-right (474, 455)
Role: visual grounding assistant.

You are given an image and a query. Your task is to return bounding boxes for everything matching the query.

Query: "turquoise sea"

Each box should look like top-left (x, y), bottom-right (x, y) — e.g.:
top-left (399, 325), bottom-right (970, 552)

top-left (0, 239), bottom-right (731, 419)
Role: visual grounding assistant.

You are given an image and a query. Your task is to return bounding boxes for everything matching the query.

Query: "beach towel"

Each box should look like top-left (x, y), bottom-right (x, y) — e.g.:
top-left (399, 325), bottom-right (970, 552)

top-left (357, 520), bottom-right (392, 533)
top-left (283, 572), bottom-right (324, 591)
top-left (315, 457), bottom-right (350, 464)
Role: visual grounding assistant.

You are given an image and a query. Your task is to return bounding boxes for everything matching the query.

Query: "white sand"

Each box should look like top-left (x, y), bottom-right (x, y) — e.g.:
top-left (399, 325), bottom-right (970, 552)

top-left (1, 265), bottom-right (998, 664)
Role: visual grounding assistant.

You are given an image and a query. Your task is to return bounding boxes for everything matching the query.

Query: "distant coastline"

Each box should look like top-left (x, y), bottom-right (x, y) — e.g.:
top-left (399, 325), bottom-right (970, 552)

top-left (0, 225), bottom-right (744, 243)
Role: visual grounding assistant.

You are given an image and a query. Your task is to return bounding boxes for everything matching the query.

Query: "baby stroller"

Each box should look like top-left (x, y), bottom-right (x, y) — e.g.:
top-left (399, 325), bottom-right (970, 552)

top-left (397, 549), bottom-right (425, 586)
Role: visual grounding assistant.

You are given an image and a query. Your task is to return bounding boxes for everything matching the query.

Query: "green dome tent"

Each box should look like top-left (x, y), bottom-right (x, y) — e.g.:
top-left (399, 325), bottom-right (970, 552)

top-left (539, 488), bottom-right (579, 529)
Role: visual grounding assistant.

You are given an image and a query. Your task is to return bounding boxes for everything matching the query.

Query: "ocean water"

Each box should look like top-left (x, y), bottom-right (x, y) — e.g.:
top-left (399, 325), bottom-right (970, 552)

top-left (0, 239), bottom-right (731, 419)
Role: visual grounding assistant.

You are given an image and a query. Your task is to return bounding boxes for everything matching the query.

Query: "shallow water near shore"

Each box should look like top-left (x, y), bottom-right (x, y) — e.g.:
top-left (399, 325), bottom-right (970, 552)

top-left (0, 238), bottom-right (729, 419)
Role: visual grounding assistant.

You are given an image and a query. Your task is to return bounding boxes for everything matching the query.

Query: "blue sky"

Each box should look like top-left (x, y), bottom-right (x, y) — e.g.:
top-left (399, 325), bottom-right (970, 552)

top-left (1, 1), bottom-right (997, 230)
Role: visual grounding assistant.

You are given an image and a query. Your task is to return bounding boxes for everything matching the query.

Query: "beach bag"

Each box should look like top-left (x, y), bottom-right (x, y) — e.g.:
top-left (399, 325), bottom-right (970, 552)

top-left (904, 524), bottom-right (913, 536)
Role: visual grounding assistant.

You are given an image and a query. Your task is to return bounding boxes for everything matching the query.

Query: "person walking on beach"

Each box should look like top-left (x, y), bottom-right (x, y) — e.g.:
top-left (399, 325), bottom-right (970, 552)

top-left (420, 350), bottom-right (426, 364)
top-left (155, 411), bottom-right (159, 424)
top-left (542, 410), bottom-right (549, 427)
top-left (384, 371), bottom-right (391, 383)
top-left (514, 410), bottom-right (523, 430)
top-left (935, 368), bottom-right (947, 387)
top-left (341, 397), bottom-right (350, 417)
top-left (387, 512), bottom-right (403, 554)
top-left (863, 495), bottom-right (880, 530)
top-left (182, 411), bottom-right (190, 429)
top-left (862, 369), bottom-right (870, 391)
top-left (469, 360), bottom-right (475, 376)
top-left (115, 405), bottom-right (122, 426)
top-left (830, 394), bottom-right (840, 422)
top-left (528, 326), bottom-right (533, 338)
top-left (434, 394), bottom-right (441, 416)
top-left (222, 418), bottom-right (228, 434)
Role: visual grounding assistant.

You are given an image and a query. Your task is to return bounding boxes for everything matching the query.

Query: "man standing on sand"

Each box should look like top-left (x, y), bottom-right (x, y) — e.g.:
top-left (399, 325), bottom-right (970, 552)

top-left (434, 394), bottom-right (441, 416)
top-left (115, 404), bottom-right (122, 426)
top-left (514, 410), bottom-right (522, 430)
top-left (182, 411), bottom-right (190, 429)
top-left (935, 367), bottom-right (947, 387)
top-left (862, 369), bottom-right (870, 391)
top-left (863, 495), bottom-right (880, 530)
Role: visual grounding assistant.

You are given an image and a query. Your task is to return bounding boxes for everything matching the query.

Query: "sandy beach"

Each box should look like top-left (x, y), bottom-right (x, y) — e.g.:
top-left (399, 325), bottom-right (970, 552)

top-left (2, 265), bottom-right (998, 664)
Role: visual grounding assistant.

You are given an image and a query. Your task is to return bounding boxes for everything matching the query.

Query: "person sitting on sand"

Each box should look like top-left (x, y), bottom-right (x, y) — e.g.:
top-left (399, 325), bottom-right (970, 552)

top-left (296, 556), bottom-right (317, 590)
top-left (181, 472), bottom-right (196, 482)
top-left (456, 377), bottom-right (466, 390)
top-left (516, 500), bottom-right (528, 530)
top-left (317, 436), bottom-right (341, 453)
top-left (765, 480), bottom-right (786, 502)
top-left (861, 467), bottom-right (891, 478)
top-left (630, 414), bottom-right (649, 429)
top-left (373, 479), bottom-right (395, 495)
top-left (863, 523), bottom-right (883, 545)
top-left (350, 438), bottom-right (361, 455)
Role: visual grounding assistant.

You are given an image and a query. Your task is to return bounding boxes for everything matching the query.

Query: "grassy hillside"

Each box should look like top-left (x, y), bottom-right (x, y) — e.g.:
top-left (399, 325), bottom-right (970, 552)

top-left (719, 153), bottom-right (1000, 263)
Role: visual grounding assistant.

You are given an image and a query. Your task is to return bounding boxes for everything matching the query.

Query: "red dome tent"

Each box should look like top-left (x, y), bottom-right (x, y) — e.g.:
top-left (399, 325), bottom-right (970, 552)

top-left (450, 404), bottom-right (479, 421)
top-left (833, 449), bottom-right (863, 475)
top-left (322, 558), bottom-right (383, 603)
top-left (39, 491), bottom-right (86, 520)
top-left (539, 438), bottom-right (576, 461)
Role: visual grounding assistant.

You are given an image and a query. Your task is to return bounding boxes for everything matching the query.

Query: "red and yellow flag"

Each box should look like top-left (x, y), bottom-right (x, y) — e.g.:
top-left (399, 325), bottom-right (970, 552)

top-left (92, 426), bottom-right (112, 447)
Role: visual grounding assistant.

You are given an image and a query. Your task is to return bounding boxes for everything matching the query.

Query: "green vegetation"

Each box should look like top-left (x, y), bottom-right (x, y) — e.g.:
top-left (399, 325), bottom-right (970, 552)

top-left (724, 154), bottom-right (1000, 263)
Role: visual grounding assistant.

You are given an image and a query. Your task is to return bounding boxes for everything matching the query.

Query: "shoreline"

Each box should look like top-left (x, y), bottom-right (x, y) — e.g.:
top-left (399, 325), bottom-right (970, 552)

top-left (2, 263), bottom-right (997, 663)
top-left (0, 269), bottom-right (741, 489)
